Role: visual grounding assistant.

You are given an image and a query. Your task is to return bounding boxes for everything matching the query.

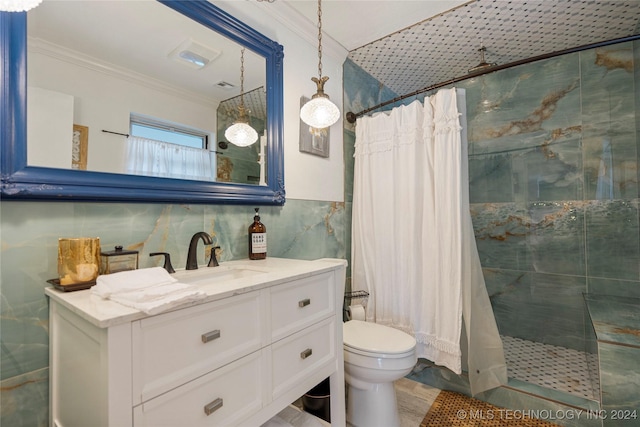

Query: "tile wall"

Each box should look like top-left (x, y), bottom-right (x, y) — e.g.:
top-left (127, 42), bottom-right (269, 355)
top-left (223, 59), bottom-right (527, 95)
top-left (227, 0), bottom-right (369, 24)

top-left (461, 40), bottom-right (640, 350)
top-left (345, 40), bottom-right (639, 350)
top-left (0, 199), bottom-right (347, 426)
top-left (343, 39), bottom-right (639, 425)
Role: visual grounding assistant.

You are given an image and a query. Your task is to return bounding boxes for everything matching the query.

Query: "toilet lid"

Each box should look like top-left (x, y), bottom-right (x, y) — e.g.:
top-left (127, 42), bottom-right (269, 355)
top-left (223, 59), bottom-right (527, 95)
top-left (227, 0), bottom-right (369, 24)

top-left (343, 320), bottom-right (416, 354)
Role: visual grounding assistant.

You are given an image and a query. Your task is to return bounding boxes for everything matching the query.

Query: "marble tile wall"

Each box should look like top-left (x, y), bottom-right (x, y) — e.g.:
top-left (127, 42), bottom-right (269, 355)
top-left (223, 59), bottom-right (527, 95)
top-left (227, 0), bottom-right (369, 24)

top-left (345, 40), bottom-right (640, 352)
top-left (0, 199), bottom-right (347, 426)
top-left (343, 39), bottom-right (639, 424)
top-left (585, 294), bottom-right (640, 426)
top-left (460, 40), bottom-right (640, 351)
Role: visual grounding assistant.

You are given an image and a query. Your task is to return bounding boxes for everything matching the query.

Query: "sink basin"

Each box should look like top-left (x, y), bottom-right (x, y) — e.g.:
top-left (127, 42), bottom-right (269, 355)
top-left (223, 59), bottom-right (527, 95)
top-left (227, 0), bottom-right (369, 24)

top-left (173, 265), bottom-right (268, 285)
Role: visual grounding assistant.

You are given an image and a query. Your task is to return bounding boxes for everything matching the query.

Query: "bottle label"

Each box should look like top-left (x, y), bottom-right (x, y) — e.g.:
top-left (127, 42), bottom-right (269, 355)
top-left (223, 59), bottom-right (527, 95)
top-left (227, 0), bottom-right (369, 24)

top-left (251, 233), bottom-right (267, 253)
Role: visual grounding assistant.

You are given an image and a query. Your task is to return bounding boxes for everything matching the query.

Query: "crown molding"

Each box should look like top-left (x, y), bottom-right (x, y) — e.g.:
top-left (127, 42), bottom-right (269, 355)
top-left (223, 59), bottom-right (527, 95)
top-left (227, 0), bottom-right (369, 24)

top-left (218, 0), bottom-right (348, 63)
top-left (262, 1), bottom-right (348, 62)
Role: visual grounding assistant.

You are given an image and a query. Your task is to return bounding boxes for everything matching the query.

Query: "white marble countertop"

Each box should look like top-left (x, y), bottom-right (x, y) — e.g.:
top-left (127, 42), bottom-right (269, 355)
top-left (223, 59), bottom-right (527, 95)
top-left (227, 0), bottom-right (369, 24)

top-left (45, 257), bottom-right (347, 329)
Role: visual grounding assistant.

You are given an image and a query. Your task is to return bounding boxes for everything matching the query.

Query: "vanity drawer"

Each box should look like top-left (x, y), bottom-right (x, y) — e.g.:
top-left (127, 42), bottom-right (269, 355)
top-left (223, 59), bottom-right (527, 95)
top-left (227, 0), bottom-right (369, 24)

top-left (271, 316), bottom-right (336, 399)
top-left (270, 271), bottom-right (334, 341)
top-left (134, 350), bottom-right (263, 427)
top-left (132, 291), bottom-right (263, 403)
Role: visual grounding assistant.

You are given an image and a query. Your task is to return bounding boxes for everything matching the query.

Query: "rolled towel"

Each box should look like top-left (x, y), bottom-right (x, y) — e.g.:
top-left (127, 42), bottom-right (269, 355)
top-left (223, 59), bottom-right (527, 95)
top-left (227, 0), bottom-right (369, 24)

top-left (92, 267), bottom-right (177, 298)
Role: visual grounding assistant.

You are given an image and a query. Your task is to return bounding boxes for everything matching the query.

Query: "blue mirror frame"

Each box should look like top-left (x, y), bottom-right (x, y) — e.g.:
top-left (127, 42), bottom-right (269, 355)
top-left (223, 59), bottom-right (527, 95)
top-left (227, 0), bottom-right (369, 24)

top-left (0, 0), bottom-right (285, 204)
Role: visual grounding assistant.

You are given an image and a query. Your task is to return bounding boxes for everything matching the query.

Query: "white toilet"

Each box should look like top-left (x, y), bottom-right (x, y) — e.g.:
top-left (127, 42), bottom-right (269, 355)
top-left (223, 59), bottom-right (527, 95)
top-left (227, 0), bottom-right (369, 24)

top-left (343, 320), bottom-right (417, 427)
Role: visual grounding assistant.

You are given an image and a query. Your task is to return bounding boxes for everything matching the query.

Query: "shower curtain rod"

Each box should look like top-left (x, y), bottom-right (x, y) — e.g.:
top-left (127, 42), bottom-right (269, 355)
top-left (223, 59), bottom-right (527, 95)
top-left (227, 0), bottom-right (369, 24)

top-left (345, 34), bottom-right (640, 124)
top-left (102, 129), bottom-right (130, 137)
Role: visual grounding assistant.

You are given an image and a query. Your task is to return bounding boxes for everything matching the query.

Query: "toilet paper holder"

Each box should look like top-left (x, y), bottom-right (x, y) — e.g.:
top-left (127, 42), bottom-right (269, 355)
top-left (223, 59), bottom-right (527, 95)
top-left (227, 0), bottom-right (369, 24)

top-left (343, 290), bottom-right (369, 321)
top-left (344, 290), bottom-right (369, 302)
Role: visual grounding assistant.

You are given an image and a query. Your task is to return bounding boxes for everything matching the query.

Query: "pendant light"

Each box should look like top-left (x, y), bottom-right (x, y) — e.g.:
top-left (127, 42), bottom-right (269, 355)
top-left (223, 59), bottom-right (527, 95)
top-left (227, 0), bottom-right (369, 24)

top-left (225, 48), bottom-right (258, 147)
top-left (299, 0), bottom-right (340, 129)
top-left (0, 0), bottom-right (42, 12)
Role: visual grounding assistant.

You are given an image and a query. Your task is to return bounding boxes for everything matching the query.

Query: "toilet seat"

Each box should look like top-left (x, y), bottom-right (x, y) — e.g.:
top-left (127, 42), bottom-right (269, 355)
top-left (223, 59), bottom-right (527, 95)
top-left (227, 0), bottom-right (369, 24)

top-left (343, 320), bottom-right (416, 358)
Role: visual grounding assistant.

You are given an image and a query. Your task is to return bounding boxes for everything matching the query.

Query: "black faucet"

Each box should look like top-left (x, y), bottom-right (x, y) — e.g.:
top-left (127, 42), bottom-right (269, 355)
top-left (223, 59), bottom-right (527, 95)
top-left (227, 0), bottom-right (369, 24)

top-left (149, 252), bottom-right (176, 273)
top-left (208, 246), bottom-right (221, 267)
top-left (186, 232), bottom-right (213, 270)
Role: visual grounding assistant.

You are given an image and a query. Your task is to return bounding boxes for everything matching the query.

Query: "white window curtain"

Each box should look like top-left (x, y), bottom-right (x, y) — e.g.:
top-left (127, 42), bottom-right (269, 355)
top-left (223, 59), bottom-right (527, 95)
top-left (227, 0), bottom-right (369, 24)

top-left (126, 136), bottom-right (215, 181)
top-left (351, 88), bottom-right (507, 396)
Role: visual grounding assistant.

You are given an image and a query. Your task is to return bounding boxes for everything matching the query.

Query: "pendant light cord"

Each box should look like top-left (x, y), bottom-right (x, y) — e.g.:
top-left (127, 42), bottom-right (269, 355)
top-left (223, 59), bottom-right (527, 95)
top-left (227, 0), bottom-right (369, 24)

top-left (316, 0), bottom-right (323, 80)
top-left (239, 48), bottom-right (246, 113)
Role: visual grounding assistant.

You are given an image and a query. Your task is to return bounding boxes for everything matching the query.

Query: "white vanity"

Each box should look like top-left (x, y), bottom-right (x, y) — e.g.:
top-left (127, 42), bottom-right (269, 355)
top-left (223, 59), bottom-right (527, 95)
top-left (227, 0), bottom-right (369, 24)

top-left (46, 257), bottom-right (347, 427)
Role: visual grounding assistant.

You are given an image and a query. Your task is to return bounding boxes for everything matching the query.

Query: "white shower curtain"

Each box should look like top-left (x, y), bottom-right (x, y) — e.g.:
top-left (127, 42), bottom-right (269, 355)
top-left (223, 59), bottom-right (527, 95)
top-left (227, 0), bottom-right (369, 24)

top-left (352, 88), bottom-right (507, 395)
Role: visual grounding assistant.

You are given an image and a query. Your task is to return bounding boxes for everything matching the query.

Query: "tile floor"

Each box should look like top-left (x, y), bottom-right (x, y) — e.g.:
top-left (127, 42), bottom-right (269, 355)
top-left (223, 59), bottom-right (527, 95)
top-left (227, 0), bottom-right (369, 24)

top-left (302, 335), bottom-right (601, 426)
top-left (501, 335), bottom-right (600, 400)
top-left (294, 377), bottom-right (439, 427)
top-left (395, 377), bottom-right (440, 427)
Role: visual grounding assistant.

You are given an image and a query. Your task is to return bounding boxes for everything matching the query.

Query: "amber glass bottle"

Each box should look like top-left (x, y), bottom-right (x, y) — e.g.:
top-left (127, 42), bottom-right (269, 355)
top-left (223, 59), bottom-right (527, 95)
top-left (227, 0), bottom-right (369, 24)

top-left (248, 208), bottom-right (267, 260)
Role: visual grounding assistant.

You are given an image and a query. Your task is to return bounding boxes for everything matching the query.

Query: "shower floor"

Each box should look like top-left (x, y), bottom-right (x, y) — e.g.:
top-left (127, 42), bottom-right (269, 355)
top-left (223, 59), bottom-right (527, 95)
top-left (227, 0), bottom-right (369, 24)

top-left (501, 335), bottom-right (599, 401)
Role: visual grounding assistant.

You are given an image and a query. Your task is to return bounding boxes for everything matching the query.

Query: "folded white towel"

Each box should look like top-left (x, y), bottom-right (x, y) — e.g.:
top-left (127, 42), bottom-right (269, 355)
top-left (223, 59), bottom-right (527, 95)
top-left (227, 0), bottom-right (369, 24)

top-left (92, 267), bottom-right (206, 315)
top-left (92, 267), bottom-right (178, 298)
top-left (110, 287), bottom-right (206, 315)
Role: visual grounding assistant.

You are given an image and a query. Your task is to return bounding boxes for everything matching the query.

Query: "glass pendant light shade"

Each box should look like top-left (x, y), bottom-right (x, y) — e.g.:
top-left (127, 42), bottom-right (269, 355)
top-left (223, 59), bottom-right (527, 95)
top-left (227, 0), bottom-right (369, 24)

top-left (301, 0), bottom-right (340, 130)
top-left (225, 47), bottom-right (258, 147)
top-left (0, 0), bottom-right (42, 12)
top-left (225, 121), bottom-right (258, 147)
top-left (300, 95), bottom-right (340, 129)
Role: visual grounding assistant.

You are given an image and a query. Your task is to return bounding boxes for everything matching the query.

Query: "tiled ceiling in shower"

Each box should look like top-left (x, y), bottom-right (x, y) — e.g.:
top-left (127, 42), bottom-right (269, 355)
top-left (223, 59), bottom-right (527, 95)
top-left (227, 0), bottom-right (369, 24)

top-left (348, 0), bottom-right (640, 98)
top-left (218, 87), bottom-right (267, 123)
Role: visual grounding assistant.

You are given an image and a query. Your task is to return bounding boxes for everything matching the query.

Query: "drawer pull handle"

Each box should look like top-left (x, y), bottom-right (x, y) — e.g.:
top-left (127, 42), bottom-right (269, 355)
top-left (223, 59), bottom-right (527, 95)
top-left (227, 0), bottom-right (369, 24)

top-left (298, 298), bottom-right (311, 308)
top-left (300, 348), bottom-right (313, 359)
top-left (201, 329), bottom-right (221, 343)
top-left (204, 397), bottom-right (223, 416)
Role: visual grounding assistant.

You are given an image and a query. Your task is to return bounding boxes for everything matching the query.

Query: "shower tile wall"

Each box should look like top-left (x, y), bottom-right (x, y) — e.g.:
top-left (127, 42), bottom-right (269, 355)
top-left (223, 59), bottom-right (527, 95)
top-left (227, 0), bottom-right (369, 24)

top-left (343, 39), bottom-right (639, 420)
top-left (460, 40), bottom-right (640, 352)
top-left (0, 199), bottom-right (347, 427)
top-left (345, 40), bottom-right (639, 351)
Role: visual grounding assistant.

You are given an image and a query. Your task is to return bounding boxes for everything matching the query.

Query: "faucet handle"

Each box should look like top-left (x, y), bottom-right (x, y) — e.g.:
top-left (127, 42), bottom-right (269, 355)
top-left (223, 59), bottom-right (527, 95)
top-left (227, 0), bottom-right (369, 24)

top-left (208, 246), bottom-right (221, 267)
top-left (150, 252), bottom-right (176, 273)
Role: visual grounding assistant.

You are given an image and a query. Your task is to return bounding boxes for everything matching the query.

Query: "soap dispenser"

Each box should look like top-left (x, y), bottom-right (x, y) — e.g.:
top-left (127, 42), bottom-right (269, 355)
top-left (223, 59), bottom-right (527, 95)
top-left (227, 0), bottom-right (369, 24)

top-left (248, 208), bottom-right (267, 260)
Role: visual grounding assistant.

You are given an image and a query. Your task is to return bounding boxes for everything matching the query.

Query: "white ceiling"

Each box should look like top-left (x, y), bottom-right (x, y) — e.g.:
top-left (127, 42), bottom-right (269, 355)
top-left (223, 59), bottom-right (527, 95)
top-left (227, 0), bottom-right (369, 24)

top-left (284, 0), bottom-right (470, 51)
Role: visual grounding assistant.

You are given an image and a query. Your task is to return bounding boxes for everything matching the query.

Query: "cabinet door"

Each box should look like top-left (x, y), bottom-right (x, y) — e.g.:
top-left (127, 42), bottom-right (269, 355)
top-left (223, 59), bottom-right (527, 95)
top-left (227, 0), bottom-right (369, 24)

top-left (134, 351), bottom-right (264, 427)
top-left (132, 291), bottom-right (263, 403)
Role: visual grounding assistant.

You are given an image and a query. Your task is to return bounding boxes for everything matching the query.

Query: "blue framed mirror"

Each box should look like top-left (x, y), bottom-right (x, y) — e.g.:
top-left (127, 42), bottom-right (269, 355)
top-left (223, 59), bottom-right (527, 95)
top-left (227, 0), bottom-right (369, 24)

top-left (0, 0), bottom-right (285, 204)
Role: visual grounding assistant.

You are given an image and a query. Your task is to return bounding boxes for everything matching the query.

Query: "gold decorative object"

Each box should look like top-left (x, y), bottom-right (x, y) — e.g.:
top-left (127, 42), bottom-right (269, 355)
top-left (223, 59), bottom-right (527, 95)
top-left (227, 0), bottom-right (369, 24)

top-left (57, 237), bottom-right (100, 285)
top-left (71, 124), bottom-right (88, 170)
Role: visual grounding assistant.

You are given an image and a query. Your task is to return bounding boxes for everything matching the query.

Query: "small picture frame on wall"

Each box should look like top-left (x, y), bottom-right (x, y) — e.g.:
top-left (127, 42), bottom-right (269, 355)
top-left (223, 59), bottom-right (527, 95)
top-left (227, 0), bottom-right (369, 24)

top-left (72, 124), bottom-right (88, 170)
top-left (299, 96), bottom-right (330, 158)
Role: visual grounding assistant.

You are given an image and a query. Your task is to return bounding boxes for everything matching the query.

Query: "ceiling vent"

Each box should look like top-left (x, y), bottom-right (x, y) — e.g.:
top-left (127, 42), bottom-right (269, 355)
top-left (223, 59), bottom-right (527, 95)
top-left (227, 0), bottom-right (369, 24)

top-left (215, 81), bottom-right (236, 89)
top-left (169, 39), bottom-right (220, 69)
